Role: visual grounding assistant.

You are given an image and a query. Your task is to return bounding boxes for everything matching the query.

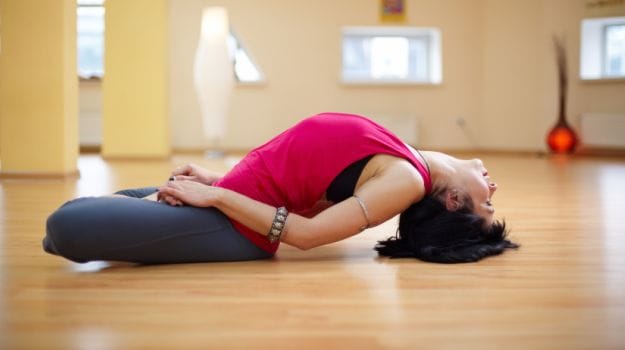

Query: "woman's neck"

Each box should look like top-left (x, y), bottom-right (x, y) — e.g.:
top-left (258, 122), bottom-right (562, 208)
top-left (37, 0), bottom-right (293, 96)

top-left (404, 144), bottom-right (458, 194)
top-left (418, 150), bottom-right (457, 194)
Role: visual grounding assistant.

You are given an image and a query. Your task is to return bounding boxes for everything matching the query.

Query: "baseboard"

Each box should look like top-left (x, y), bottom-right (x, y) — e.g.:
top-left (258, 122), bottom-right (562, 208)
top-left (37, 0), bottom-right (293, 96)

top-left (80, 145), bottom-right (101, 153)
top-left (100, 154), bottom-right (171, 161)
top-left (575, 147), bottom-right (625, 157)
top-left (432, 148), bottom-right (547, 157)
top-left (171, 147), bottom-right (250, 156)
top-left (0, 169), bottom-right (80, 179)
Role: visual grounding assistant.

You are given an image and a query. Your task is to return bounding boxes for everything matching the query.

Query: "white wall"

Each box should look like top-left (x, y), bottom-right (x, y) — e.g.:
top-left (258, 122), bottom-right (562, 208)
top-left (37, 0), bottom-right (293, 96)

top-left (481, 0), bottom-right (545, 151)
top-left (168, 0), bottom-right (484, 151)
top-left (78, 80), bottom-right (102, 146)
top-left (79, 0), bottom-right (625, 152)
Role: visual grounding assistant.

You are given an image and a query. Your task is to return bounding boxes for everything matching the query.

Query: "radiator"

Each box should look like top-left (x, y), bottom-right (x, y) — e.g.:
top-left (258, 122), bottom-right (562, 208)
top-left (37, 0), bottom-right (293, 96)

top-left (579, 113), bottom-right (625, 149)
top-left (368, 114), bottom-right (419, 145)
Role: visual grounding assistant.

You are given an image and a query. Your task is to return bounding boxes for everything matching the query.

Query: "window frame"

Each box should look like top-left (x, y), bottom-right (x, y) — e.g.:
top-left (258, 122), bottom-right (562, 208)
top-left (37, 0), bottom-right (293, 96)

top-left (340, 26), bottom-right (442, 86)
top-left (602, 23), bottom-right (625, 78)
top-left (580, 16), bottom-right (625, 81)
top-left (228, 31), bottom-right (266, 85)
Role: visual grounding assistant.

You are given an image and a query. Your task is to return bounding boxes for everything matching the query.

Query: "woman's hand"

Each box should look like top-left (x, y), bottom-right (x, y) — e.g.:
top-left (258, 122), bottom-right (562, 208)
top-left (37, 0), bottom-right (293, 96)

top-left (158, 180), bottom-right (223, 208)
top-left (170, 164), bottom-right (222, 185)
top-left (158, 164), bottom-right (223, 205)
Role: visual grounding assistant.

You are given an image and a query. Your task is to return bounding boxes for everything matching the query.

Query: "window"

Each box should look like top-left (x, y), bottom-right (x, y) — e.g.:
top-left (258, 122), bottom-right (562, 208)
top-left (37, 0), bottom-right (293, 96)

top-left (228, 31), bottom-right (265, 84)
top-left (604, 24), bottom-right (625, 77)
top-left (580, 16), bottom-right (625, 80)
top-left (341, 26), bottom-right (442, 85)
top-left (77, 0), bottom-right (105, 79)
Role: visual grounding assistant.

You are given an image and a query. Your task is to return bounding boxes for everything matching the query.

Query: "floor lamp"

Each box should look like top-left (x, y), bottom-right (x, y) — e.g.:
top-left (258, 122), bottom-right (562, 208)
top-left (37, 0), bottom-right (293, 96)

top-left (193, 7), bottom-right (234, 158)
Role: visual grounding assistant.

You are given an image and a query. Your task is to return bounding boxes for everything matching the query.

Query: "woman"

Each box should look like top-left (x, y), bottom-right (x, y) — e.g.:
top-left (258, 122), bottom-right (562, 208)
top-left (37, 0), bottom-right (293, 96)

top-left (43, 112), bottom-right (517, 264)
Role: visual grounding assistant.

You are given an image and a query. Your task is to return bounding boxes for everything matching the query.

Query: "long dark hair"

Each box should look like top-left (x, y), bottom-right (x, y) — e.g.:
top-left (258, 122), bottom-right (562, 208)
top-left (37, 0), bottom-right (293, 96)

top-left (375, 196), bottom-right (518, 263)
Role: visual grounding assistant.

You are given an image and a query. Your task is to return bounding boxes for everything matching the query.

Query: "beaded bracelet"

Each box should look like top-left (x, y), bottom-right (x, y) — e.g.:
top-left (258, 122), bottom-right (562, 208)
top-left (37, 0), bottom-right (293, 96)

top-left (268, 207), bottom-right (288, 243)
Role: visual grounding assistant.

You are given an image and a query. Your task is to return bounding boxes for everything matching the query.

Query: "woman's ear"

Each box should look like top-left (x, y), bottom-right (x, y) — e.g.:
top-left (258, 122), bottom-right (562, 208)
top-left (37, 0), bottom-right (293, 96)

top-left (445, 189), bottom-right (463, 211)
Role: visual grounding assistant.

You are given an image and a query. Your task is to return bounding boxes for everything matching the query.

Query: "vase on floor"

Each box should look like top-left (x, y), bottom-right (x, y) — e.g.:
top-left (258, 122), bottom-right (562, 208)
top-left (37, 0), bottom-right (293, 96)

top-left (546, 35), bottom-right (578, 154)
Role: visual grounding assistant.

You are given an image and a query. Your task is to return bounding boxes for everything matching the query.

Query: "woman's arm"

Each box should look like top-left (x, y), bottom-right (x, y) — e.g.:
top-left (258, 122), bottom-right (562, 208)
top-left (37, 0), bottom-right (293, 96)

top-left (279, 161), bottom-right (425, 249)
top-left (158, 161), bottom-right (425, 250)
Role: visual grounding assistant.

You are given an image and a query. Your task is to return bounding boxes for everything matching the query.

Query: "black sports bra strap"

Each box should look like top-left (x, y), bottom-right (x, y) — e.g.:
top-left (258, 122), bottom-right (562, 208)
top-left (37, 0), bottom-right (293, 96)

top-left (326, 155), bottom-right (374, 203)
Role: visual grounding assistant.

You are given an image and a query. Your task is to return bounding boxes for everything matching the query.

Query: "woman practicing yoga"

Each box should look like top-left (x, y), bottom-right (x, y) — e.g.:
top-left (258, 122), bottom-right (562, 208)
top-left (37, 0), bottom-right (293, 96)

top-left (44, 112), bottom-right (517, 264)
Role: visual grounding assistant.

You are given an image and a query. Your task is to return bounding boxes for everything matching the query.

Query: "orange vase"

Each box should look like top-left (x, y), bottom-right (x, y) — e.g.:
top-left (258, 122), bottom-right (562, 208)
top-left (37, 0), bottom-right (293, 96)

top-left (548, 35), bottom-right (579, 154)
top-left (547, 118), bottom-right (578, 154)
top-left (546, 76), bottom-right (578, 154)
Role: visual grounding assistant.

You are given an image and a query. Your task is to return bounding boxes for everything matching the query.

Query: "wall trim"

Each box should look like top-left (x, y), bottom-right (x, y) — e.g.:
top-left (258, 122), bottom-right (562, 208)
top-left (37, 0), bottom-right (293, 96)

top-left (0, 170), bottom-right (81, 179)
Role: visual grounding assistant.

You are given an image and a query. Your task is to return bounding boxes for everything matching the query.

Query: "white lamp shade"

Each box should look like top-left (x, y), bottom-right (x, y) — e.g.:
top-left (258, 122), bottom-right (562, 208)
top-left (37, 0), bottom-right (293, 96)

top-left (193, 7), bottom-right (234, 141)
top-left (199, 7), bottom-right (230, 40)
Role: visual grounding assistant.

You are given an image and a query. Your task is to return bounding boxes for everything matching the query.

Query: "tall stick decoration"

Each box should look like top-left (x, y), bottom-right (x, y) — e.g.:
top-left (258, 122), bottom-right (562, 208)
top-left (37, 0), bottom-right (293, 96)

top-left (546, 35), bottom-right (578, 154)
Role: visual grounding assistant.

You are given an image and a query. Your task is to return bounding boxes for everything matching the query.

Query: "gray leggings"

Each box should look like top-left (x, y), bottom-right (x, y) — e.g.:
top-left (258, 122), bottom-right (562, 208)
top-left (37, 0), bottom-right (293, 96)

top-left (43, 187), bottom-right (272, 264)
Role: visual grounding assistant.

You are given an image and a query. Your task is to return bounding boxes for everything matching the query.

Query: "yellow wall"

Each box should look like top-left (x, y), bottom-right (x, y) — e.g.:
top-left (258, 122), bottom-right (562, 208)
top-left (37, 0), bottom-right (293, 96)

top-left (0, 0), bottom-right (78, 175)
top-left (102, 0), bottom-right (169, 158)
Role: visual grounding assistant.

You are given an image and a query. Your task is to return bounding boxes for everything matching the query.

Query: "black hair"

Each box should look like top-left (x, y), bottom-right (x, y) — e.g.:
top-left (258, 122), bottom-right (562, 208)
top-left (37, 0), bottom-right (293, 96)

top-left (375, 196), bottom-right (518, 263)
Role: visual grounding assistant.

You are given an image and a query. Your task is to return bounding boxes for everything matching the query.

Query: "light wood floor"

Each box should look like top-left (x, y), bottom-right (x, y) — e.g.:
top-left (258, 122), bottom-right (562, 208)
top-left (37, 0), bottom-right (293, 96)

top-left (1, 153), bottom-right (624, 350)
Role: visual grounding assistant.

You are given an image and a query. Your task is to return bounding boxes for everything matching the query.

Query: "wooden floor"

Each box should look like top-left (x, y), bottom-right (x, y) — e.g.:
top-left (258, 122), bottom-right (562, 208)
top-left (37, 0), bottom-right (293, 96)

top-left (1, 153), bottom-right (624, 350)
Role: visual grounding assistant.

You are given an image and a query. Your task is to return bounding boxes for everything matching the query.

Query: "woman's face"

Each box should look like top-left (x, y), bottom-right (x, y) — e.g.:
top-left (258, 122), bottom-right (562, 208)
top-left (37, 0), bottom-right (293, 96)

top-left (458, 159), bottom-right (498, 225)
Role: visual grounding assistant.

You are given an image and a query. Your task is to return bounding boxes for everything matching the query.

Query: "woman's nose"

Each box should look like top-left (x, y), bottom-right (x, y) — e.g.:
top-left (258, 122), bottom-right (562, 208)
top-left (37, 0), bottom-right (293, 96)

top-left (489, 182), bottom-right (498, 194)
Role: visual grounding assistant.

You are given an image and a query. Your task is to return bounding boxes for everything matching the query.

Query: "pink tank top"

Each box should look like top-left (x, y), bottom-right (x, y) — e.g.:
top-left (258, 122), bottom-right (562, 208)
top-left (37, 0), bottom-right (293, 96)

top-left (213, 112), bottom-right (432, 253)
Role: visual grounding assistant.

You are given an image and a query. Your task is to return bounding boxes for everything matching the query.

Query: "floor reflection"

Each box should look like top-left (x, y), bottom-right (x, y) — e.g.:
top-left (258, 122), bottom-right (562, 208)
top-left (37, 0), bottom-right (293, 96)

top-left (598, 165), bottom-right (625, 291)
